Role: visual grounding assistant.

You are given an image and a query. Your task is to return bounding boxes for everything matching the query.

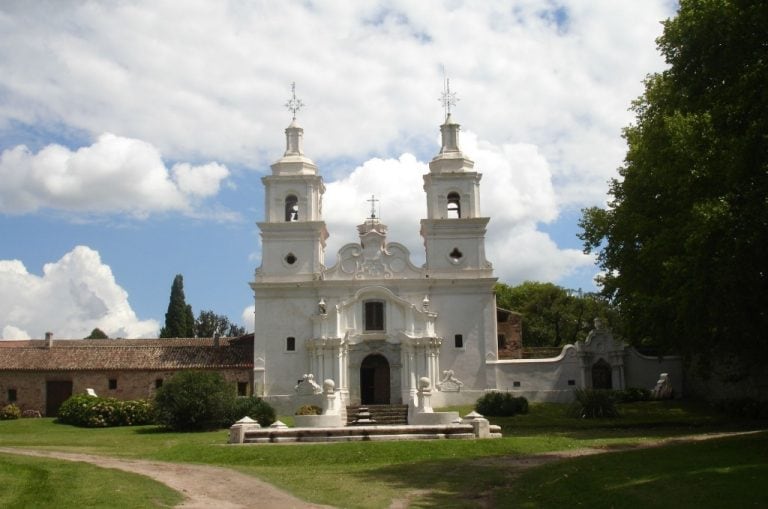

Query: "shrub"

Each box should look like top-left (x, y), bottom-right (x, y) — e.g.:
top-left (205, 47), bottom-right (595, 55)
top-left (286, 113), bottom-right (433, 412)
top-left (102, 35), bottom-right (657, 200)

top-left (567, 389), bottom-right (620, 419)
top-left (613, 387), bottom-right (652, 403)
top-left (154, 370), bottom-right (235, 431)
top-left (228, 396), bottom-right (276, 427)
top-left (294, 404), bottom-right (322, 416)
top-left (0, 403), bottom-right (21, 420)
top-left (57, 394), bottom-right (153, 427)
top-left (475, 392), bottom-right (529, 417)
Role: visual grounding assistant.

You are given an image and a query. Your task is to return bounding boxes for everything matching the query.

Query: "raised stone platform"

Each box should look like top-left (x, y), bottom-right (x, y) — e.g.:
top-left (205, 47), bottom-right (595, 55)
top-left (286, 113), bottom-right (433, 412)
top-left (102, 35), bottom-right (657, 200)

top-left (237, 423), bottom-right (501, 444)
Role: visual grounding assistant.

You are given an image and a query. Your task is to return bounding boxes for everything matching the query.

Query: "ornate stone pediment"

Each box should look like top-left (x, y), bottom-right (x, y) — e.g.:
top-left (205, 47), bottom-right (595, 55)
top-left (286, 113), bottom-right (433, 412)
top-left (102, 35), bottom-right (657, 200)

top-left (324, 219), bottom-right (422, 280)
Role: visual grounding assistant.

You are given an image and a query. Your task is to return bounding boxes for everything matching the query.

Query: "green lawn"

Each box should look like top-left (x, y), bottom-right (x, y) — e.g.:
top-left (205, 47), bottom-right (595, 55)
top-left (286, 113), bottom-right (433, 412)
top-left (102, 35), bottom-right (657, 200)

top-left (1, 401), bottom-right (766, 508)
top-left (0, 453), bottom-right (182, 509)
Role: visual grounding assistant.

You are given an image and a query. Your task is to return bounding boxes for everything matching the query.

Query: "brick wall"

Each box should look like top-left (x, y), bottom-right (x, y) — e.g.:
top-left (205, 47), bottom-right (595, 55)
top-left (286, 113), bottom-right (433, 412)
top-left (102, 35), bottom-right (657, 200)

top-left (0, 369), bottom-right (253, 416)
top-left (497, 311), bottom-right (523, 359)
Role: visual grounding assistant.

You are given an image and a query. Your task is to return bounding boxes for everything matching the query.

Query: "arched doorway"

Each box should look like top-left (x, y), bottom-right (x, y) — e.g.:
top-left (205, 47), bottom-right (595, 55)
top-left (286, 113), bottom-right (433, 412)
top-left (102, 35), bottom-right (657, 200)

top-left (591, 359), bottom-right (613, 390)
top-left (360, 354), bottom-right (390, 404)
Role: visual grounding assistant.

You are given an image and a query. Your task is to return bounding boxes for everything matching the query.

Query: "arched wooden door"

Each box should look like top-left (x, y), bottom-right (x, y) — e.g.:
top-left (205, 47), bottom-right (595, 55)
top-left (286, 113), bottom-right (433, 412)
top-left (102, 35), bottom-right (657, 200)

top-left (360, 354), bottom-right (390, 404)
top-left (591, 359), bottom-right (613, 390)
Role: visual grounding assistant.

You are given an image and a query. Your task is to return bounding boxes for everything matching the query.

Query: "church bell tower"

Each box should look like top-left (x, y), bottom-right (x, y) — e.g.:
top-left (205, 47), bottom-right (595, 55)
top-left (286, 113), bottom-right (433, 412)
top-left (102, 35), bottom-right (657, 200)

top-left (421, 80), bottom-right (492, 277)
top-left (255, 84), bottom-right (328, 281)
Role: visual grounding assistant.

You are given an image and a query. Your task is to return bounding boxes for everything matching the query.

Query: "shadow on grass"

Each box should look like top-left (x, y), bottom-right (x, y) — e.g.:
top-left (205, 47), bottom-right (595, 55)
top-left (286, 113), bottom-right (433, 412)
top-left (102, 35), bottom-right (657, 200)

top-left (347, 430), bottom-right (768, 508)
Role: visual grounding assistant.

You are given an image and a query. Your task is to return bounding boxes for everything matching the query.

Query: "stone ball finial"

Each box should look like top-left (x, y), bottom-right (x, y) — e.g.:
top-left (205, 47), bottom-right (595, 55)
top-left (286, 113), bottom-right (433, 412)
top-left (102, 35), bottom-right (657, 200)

top-left (594, 317), bottom-right (604, 330)
top-left (323, 379), bottom-right (335, 392)
top-left (419, 376), bottom-right (431, 390)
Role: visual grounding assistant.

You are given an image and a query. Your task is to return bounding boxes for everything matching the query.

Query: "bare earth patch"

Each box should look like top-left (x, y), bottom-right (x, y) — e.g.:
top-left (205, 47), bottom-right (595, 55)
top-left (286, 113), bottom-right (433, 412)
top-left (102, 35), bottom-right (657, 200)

top-left (2, 431), bottom-right (761, 509)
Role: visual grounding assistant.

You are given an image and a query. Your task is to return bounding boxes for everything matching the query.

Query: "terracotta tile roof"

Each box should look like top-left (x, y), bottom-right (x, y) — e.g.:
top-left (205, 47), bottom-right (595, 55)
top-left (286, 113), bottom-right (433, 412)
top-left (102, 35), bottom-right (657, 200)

top-left (0, 337), bottom-right (253, 371)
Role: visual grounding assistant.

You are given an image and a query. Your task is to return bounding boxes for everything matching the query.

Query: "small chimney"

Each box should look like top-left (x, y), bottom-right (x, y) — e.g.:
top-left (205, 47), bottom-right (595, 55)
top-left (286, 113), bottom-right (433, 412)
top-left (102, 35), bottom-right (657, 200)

top-left (45, 332), bottom-right (54, 348)
top-left (213, 332), bottom-right (220, 348)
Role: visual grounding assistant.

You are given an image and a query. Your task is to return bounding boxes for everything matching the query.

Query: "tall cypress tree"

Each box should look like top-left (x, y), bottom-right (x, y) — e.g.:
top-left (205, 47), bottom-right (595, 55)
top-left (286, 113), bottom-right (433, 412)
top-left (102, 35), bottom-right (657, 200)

top-left (160, 274), bottom-right (195, 338)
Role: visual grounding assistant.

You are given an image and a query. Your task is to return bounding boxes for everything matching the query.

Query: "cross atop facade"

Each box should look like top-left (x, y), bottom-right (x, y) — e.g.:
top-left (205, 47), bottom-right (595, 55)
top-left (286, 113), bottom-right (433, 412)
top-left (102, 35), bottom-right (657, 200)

top-left (285, 82), bottom-right (304, 120)
top-left (367, 194), bottom-right (379, 219)
top-left (439, 77), bottom-right (459, 117)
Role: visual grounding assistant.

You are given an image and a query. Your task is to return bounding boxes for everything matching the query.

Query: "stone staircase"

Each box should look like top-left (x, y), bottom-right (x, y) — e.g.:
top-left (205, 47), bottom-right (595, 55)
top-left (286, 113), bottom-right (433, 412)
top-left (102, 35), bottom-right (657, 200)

top-left (346, 404), bottom-right (409, 425)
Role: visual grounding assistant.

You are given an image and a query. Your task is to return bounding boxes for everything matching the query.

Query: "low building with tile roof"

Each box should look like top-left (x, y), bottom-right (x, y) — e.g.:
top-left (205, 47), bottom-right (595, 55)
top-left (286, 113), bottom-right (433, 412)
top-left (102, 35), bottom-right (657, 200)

top-left (0, 335), bottom-right (253, 416)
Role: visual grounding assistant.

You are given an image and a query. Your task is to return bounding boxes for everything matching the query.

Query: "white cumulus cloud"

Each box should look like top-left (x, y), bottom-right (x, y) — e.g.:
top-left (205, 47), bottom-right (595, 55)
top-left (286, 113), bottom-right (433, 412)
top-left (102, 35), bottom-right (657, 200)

top-left (0, 133), bottom-right (230, 216)
top-left (323, 129), bottom-right (594, 284)
top-left (0, 246), bottom-right (159, 339)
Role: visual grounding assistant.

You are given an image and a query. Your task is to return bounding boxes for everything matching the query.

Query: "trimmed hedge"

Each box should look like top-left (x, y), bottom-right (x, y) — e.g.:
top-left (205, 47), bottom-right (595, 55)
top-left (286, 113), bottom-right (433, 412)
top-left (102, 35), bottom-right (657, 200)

top-left (0, 403), bottom-right (21, 420)
top-left (57, 394), bottom-right (153, 427)
top-left (475, 392), bottom-right (529, 417)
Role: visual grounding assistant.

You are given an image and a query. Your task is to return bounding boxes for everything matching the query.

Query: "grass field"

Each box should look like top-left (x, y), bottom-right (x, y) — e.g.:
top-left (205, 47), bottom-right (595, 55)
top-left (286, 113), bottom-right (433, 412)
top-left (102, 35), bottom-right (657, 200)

top-left (1, 401), bottom-right (766, 508)
top-left (0, 453), bottom-right (182, 509)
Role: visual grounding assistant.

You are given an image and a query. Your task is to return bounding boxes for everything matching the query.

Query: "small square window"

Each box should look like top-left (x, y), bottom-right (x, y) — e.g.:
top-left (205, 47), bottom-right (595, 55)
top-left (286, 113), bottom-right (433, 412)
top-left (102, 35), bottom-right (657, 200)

top-left (108, 378), bottom-right (117, 390)
top-left (567, 379), bottom-right (576, 386)
top-left (155, 379), bottom-right (163, 389)
top-left (513, 381), bottom-right (521, 388)
top-left (8, 388), bottom-right (17, 402)
top-left (454, 334), bottom-right (464, 349)
top-left (286, 336), bottom-right (296, 351)
top-left (237, 382), bottom-right (248, 397)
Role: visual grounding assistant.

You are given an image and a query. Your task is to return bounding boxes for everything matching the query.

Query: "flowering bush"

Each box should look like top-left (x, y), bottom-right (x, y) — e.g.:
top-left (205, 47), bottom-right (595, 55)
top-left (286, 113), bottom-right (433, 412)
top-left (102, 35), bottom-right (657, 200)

top-left (0, 403), bottom-right (21, 420)
top-left (57, 394), bottom-right (153, 427)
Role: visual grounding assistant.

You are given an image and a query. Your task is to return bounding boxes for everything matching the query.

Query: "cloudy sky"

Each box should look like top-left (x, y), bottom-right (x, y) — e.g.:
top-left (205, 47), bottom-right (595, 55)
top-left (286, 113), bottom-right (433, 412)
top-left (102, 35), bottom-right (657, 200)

top-left (0, 1), bottom-right (676, 339)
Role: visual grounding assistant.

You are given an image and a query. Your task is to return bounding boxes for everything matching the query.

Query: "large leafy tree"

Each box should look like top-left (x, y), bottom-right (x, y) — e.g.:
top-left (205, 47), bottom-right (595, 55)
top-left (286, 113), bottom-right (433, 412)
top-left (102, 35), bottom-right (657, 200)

top-left (495, 282), bottom-right (617, 347)
top-left (579, 1), bottom-right (768, 374)
top-left (160, 274), bottom-right (195, 338)
top-left (194, 310), bottom-right (246, 338)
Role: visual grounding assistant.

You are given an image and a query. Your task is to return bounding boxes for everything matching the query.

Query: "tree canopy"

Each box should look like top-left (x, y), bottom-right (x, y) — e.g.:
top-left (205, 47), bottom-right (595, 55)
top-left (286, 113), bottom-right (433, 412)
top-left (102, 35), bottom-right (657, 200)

top-left (579, 1), bottom-right (768, 371)
top-left (159, 274), bottom-right (195, 338)
top-left (194, 310), bottom-right (246, 338)
top-left (495, 282), bottom-right (616, 347)
top-left (84, 328), bottom-right (108, 339)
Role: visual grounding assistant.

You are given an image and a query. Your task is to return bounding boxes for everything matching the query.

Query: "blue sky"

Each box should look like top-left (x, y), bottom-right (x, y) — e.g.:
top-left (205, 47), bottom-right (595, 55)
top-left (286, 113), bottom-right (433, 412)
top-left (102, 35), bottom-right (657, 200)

top-left (0, 1), bottom-right (676, 339)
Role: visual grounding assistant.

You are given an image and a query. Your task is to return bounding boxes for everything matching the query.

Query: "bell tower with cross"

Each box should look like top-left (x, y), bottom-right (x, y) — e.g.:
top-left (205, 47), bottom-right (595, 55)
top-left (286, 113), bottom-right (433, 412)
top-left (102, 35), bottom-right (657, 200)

top-left (421, 79), bottom-right (492, 275)
top-left (255, 83), bottom-right (328, 280)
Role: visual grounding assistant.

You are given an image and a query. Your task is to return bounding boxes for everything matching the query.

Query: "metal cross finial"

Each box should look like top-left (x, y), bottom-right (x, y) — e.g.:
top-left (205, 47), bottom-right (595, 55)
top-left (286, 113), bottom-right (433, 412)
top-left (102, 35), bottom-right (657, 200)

top-left (367, 194), bottom-right (379, 219)
top-left (285, 82), bottom-right (304, 120)
top-left (439, 77), bottom-right (459, 117)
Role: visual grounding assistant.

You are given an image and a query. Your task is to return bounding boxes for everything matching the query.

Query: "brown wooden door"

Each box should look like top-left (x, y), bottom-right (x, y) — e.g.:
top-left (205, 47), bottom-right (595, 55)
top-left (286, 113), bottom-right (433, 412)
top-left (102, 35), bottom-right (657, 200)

top-left (46, 381), bottom-right (73, 417)
top-left (591, 360), bottom-right (613, 390)
top-left (360, 354), bottom-right (390, 404)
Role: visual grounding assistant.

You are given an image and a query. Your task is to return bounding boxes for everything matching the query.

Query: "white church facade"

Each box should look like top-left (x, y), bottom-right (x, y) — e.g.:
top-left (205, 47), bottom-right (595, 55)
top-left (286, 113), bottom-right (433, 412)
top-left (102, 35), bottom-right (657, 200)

top-left (250, 94), bottom-right (683, 414)
top-left (251, 92), bottom-right (502, 413)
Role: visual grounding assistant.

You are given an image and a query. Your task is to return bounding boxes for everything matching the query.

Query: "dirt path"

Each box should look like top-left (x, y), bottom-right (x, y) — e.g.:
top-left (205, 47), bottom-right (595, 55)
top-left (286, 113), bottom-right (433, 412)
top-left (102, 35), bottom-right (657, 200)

top-left (2, 431), bottom-right (762, 509)
top-left (0, 447), bottom-right (331, 509)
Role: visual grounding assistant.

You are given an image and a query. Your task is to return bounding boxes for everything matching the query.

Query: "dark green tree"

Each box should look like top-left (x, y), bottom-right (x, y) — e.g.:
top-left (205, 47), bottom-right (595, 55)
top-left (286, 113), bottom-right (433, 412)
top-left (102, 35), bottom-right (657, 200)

top-left (495, 282), bottom-right (617, 347)
top-left (159, 274), bottom-right (195, 338)
top-left (84, 328), bottom-right (108, 339)
top-left (195, 310), bottom-right (246, 338)
top-left (153, 370), bottom-right (235, 430)
top-left (579, 1), bottom-right (768, 376)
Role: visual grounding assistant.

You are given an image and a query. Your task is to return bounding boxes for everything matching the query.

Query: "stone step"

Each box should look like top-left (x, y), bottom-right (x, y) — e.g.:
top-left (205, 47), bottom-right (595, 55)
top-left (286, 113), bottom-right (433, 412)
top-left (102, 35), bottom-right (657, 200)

top-left (346, 405), bottom-right (409, 425)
